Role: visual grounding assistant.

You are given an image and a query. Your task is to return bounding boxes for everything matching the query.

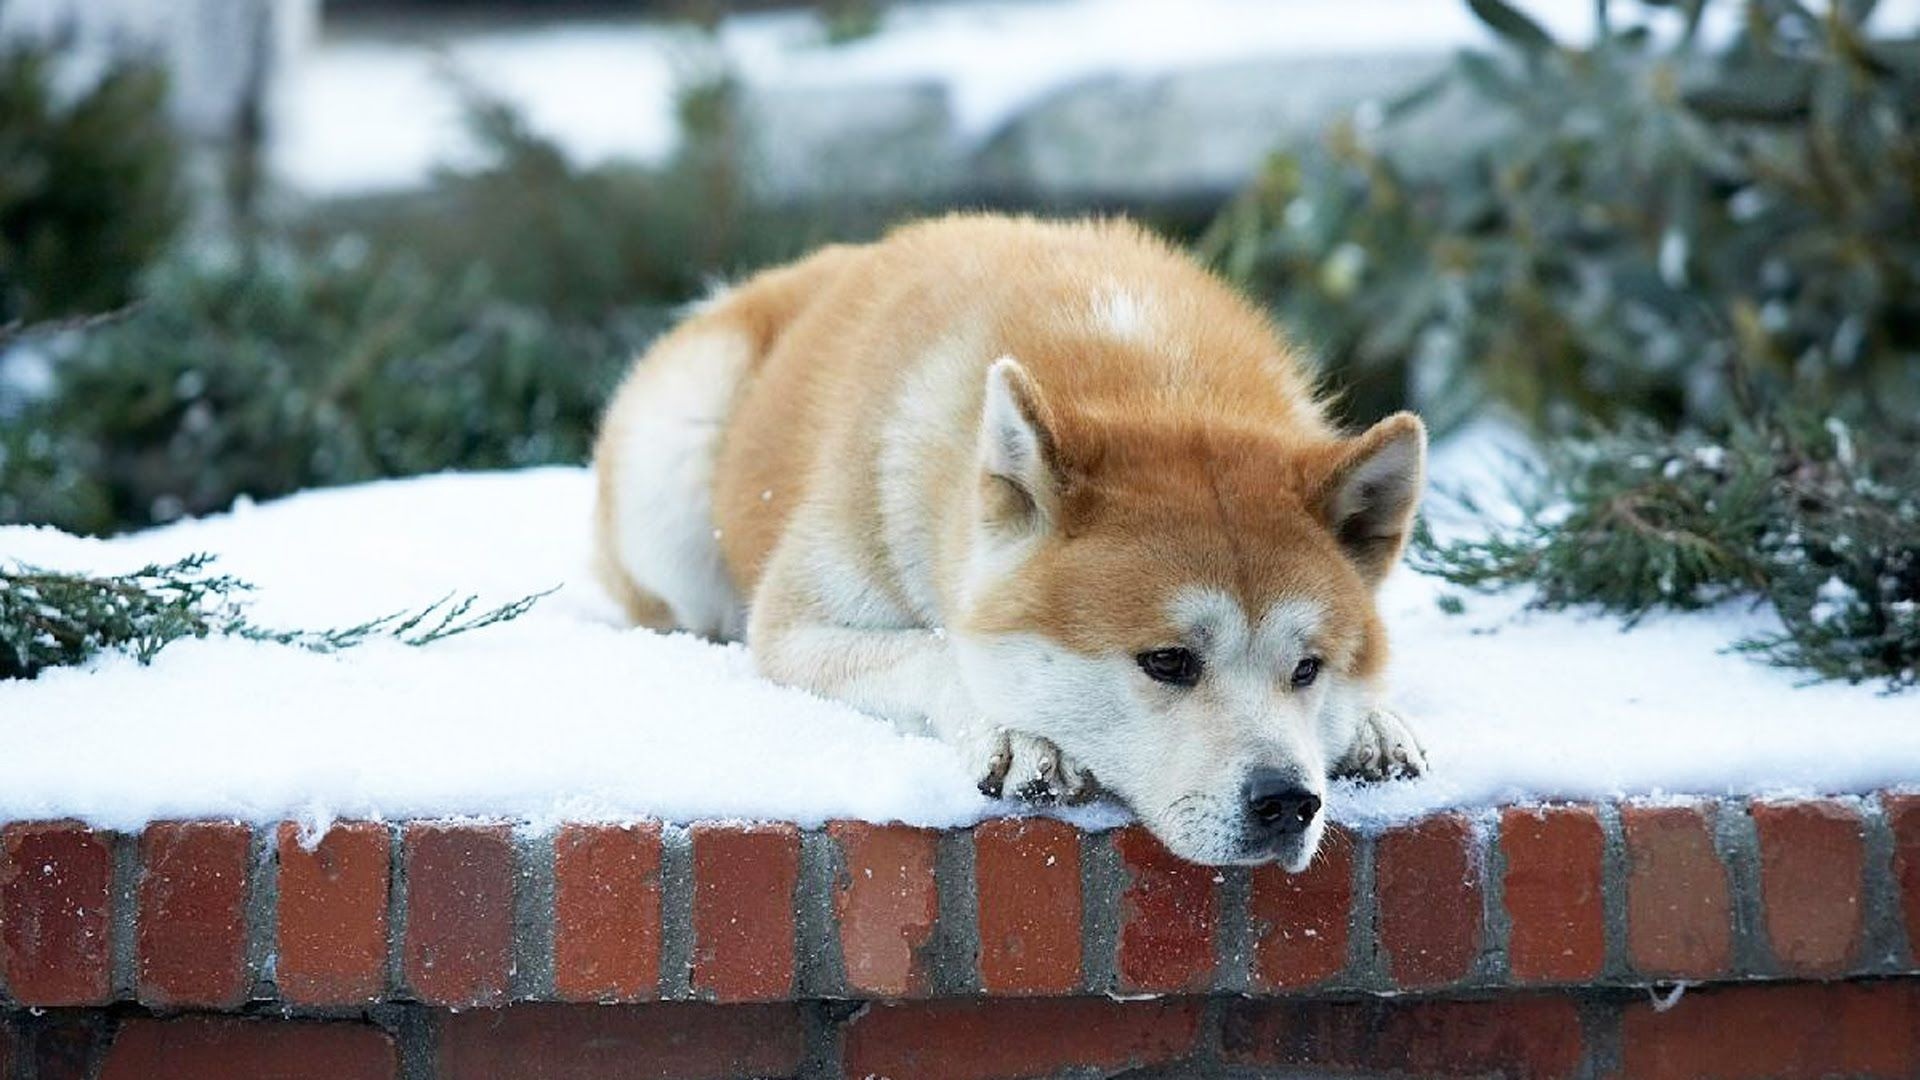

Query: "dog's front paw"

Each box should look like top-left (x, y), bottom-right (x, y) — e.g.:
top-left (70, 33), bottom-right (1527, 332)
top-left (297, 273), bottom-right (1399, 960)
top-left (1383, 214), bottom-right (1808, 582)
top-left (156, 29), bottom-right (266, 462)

top-left (973, 729), bottom-right (1100, 806)
top-left (1333, 706), bottom-right (1427, 782)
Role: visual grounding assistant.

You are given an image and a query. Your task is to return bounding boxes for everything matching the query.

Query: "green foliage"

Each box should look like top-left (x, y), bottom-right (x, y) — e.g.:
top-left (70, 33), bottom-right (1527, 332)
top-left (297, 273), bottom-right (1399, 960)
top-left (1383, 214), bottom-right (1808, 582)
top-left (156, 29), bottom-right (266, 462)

top-left (1, 554), bottom-right (548, 680)
top-left (0, 243), bottom-right (663, 534)
top-left (1201, 0), bottom-right (1920, 433)
top-left (2, 555), bottom-right (237, 678)
top-left (818, 0), bottom-right (889, 44)
top-left (310, 78), bottom-right (849, 320)
top-left (1216, 0), bottom-right (1920, 686)
top-left (1, 80), bottom-right (888, 536)
top-left (1414, 416), bottom-right (1920, 689)
top-left (0, 44), bottom-right (183, 327)
top-left (336, 96), bottom-right (741, 317)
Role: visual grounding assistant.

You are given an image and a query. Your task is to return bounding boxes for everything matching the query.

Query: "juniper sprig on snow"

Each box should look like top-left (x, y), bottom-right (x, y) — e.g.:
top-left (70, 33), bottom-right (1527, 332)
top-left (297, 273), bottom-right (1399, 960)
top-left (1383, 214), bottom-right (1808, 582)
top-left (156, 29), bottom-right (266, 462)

top-left (1413, 416), bottom-right (1920, 690)
top-left (0, 554), bottom-right (551, 680)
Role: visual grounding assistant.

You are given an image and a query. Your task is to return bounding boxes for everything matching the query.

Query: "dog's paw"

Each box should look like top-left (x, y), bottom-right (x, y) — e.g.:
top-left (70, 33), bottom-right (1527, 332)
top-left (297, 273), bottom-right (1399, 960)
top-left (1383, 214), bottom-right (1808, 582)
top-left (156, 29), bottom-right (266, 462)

top-left (1333, 706), bottom-right (1427, 782)
top-left (973, 729), bottom-right (1100, 806)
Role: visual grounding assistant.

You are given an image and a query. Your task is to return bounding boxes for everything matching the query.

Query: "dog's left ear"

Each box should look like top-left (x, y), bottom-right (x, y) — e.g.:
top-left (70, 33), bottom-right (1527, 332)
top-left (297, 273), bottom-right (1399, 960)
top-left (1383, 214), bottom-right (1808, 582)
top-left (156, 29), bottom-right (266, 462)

top-left (1319, 412), bottom-right (1427, 584)
top-left (978, 356), bottom-right (1065, 532)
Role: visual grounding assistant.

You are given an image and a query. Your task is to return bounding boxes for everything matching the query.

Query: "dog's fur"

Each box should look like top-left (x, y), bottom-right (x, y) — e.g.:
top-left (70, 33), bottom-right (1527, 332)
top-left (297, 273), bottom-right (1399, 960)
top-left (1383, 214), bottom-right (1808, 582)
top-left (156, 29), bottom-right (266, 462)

top-left (593, 214), bottom-right (1426, 868)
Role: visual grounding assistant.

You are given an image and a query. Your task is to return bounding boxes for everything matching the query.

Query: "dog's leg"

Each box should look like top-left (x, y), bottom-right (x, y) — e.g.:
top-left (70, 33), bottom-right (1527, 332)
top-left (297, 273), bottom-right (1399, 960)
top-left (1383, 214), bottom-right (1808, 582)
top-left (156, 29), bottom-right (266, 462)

top-left (748, 531), bottom-right (1096, 804)
top-left (1331, 701), bottom-right (1428, 782)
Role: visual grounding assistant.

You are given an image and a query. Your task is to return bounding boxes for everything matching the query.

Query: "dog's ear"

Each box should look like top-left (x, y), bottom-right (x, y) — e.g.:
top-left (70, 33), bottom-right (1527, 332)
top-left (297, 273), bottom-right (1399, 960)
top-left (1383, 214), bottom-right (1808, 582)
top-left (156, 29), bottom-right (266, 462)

top-left (978, 357), bottom-right (1064, 531)
top-left (1319, 412), bottom-right (1427, 584)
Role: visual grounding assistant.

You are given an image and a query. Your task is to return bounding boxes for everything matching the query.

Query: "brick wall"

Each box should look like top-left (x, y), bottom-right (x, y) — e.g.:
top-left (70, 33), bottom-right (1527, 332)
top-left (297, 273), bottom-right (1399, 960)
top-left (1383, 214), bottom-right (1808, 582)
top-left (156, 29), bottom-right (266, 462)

top-left (5, 984), bottom-right (1920, 1079)
top-left (3, 794), bottom-right (1918, 1077)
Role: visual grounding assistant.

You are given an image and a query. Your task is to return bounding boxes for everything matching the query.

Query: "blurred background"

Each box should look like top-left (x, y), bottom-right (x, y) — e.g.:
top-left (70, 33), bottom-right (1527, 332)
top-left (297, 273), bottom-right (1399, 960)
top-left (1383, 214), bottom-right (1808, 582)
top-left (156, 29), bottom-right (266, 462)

top-left (1, 0), bottom-right (1916, 539)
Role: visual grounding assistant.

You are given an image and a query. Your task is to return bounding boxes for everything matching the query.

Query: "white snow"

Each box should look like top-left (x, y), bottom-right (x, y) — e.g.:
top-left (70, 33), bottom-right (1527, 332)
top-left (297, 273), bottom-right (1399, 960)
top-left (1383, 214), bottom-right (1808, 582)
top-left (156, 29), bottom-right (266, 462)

top-left (1810, 575), bottom-right (1860, 628)
top-left (276, 0), bottom-right (1920, 197)
top-left (0, 470), bottom-right (1011, 835)
top-left (1, 436), bottom-right (1915, 836)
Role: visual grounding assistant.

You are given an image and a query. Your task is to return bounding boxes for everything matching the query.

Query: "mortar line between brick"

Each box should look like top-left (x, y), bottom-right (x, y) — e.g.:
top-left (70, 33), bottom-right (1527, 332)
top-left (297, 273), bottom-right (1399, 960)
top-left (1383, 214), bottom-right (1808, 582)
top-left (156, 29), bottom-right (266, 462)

top-left (1715, 799), bottom-right (1772, 978)
top-left (1579, 991), bottom-right (1625, 1080)
top-left (1213, 862), bottom-right (1252, 996)
top-left (799, 998), bottom-right (850, 1080)
top-left (246, 823), bottom-right (278, 1002)
top-left (12, 1012), bottom-right (36, 1080)
top-left (1194, 991), bottom-right (1229, 1071)
top-left (1346, 828), bottom-right (1383, 991)
top-left (1477, 809), bottom-right (1511, 987)
top-left (387, 824), bottom-right (409, 999)
top-left (391, 1002), bottom-right (437, 1080)
top-left (797, 829), bottom-right (846, 998)
top-left (1080, 829), bottom-right (1120, 996)
top-left (1859, 793), bottom-right (1906, 972)
top-left (110, 830), bottom-right (138, 1002)
top-left (1596, 803), bottom-right (1633, 984)
top-left (511, 828), bottom-right (555, 1002)
top-left (658, 824), bottom-right (695, 1000)
top-left (932, 827), bottom-right (981, 996)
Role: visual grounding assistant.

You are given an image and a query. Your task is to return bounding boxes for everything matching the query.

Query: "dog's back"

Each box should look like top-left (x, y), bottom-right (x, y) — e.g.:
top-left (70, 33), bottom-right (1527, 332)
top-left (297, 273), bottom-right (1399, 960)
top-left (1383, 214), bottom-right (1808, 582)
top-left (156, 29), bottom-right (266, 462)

top-left (590, 239), bottom-right (862, 636)
top-left (595, 214), bottom-right (1336, 636)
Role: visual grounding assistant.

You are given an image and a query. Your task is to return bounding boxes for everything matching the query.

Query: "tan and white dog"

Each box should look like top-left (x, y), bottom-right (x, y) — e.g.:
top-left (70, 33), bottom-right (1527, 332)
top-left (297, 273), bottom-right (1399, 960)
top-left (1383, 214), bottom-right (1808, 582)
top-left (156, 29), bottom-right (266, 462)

top-left (592, 214), bottom-right (1426, 869)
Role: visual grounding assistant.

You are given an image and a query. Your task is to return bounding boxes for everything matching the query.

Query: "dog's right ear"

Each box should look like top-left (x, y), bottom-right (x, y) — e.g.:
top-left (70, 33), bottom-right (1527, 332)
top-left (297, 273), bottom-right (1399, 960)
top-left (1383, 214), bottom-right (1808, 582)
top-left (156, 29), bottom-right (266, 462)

top-left (978, 357), bottom-right (1063, 531)
top-left (1317, 411), bottom-right (1427, 585)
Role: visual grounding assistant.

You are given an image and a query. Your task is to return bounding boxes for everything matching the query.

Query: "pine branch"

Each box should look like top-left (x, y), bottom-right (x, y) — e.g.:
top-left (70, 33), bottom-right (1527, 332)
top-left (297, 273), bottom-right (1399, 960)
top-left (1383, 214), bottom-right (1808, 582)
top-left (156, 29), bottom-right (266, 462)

top-left (1, 555), bottom-right (552, 680)
top-left (233, 588), bottom-right (557, 653)
top-left (1414, 417), bottom-right (1919, 690)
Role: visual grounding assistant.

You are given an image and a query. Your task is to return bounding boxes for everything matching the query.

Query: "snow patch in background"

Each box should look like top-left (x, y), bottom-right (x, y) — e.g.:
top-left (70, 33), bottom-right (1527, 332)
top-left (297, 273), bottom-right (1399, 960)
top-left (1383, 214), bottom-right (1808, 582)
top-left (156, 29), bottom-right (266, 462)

top-left (3, 433), bottom-right (1914, 835)
top-left (277, 0), bottom-right (1920, 197)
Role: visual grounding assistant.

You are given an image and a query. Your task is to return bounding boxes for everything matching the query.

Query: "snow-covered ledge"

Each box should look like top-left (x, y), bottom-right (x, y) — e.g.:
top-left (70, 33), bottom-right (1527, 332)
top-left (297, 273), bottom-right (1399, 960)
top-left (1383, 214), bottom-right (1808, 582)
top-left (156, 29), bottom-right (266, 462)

top-left (5, 460), bottom-right (1920, 1077)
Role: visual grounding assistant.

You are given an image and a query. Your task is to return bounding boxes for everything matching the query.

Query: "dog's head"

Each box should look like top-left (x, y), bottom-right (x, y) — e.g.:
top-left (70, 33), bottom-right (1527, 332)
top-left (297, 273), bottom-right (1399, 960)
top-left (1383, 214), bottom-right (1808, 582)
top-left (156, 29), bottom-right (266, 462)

top-left (954, 358), bottom-right (1425, 869)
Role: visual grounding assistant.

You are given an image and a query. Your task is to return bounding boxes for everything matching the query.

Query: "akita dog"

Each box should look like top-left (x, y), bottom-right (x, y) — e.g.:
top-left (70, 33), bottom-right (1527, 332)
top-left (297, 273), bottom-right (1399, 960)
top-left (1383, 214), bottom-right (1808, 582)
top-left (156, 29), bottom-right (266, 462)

top-left (592, 214), bottom-right (1426, 868)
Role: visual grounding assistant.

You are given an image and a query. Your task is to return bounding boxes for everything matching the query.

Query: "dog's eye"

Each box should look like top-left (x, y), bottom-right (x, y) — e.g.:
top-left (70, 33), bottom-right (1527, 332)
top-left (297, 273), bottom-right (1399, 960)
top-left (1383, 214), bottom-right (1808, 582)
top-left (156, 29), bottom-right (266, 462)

top-left (1137, 647), bottom-right (1202, 687)
top-left (1290, 656), bottom-right (1323, 689)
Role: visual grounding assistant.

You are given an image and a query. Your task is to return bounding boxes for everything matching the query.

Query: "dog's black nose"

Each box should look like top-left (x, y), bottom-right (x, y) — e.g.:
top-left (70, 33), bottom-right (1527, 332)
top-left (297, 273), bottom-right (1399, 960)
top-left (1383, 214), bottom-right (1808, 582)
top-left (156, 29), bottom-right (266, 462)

top-left (1244, 770), bottom-right (1320, 836)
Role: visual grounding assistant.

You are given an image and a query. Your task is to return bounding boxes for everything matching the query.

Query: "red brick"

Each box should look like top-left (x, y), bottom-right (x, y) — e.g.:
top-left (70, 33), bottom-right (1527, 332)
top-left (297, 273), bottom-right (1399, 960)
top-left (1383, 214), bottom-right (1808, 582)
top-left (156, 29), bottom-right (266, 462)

top-left (441, 999), bottom-right (802, 1068)
top-left (439, 1003), bottom-right (803, 1079)
top-left (0, 821), bottom-right (113, 1005)
top-left (1883, 793), bottom-right (1920, 962)
top-left (1621, 803), bottom-right (1732, 979)
top-left (553, 823), bottom-right (662, 1002)
top-left (99, 1016), bottom-right (395, 1080)
top-left (1751, 799), bottom-right (1866, 976)
top-left (828, 821), bottom-right (938, 998)
top-left (1616, 980), bottom-right (1920, 1080)
top-left (1248, 825), bottom-right (1354, 991)
top-left (690, 822), bottom-right (799, 1002)
top-left (136, 821), bottom-right (251, 1008)
top-left (972, 817), bottom-right (1083, 995)
top-left (1375, 814), bottom-right (1482, 988)
top-left (276, 821), bottom-right (390, 1006)
top-left (1113, 826), bottom-right (1216, 993)
top-left (402, 822), bottom-right (515, 1007)
top-left (1500, 805), bottom-right (1606, 983)
top-left (1221, 994), bottom-right (1584, 1078)
top-left (844, 997), bottom-right (1202, 1080)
